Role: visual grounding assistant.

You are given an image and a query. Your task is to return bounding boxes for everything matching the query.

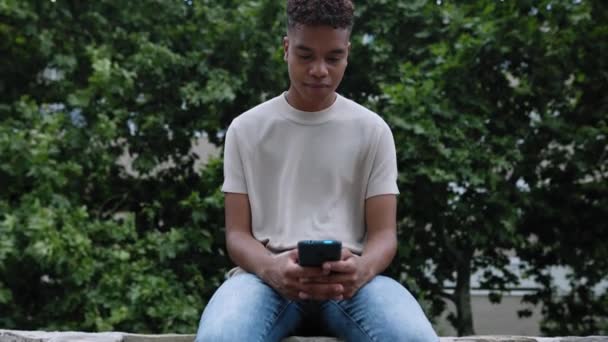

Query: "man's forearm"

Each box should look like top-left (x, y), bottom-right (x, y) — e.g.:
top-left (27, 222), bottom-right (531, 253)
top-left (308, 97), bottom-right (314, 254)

top-left (360, 229), bottom-right (397, 278)
top-left (226, 230), bottom-right (275, 278)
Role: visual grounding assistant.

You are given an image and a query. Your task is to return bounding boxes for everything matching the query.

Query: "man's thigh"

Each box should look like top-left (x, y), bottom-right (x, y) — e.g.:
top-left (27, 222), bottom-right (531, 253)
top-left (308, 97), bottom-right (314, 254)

top-left (321, 275), bottom-right (438, 342)
top-left (195, 273), bottom-right (301, 342)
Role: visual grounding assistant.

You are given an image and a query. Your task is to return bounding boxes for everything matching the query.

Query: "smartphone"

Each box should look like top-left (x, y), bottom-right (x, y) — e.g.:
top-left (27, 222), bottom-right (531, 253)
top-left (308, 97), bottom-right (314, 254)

top-left (297, 240), bottom-right (342, 267)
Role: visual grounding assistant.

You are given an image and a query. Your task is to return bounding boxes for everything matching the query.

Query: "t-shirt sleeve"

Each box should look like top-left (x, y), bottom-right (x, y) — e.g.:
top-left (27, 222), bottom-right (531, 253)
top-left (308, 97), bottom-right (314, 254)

top-left (366, 123), bottom-right (400, 198)
top-left (221, 122), bottom-right (248, 194)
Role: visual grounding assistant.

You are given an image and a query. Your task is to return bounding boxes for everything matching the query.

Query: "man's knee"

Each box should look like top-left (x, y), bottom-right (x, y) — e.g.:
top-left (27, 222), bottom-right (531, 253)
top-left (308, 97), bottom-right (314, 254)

top-left (358, 276), bottom-right (438, 341)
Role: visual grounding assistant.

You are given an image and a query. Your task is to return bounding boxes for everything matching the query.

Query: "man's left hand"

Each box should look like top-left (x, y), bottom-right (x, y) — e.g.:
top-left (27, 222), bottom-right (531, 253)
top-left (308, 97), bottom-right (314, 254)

top-left (300, 248), bottom-right (373, 299)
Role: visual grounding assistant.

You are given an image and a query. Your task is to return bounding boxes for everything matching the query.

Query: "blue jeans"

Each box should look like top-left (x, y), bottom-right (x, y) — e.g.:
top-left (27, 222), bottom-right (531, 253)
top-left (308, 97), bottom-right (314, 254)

top-left (195, 273), bottom-right (438, 341)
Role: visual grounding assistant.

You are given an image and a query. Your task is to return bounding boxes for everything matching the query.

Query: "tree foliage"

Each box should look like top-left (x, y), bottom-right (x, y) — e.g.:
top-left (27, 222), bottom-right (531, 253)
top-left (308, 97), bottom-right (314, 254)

top-left (368, 0), bottom-right (607, 335)
top-left (0, 0), bottom-right (283, 332)
top-left (1, 0), bottom-right (606, 335)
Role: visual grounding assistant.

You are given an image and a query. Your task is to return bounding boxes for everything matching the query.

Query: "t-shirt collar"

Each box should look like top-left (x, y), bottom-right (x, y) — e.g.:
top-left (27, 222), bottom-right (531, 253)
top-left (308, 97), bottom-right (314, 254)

top-left (279, 91), bottom-right (342, 125)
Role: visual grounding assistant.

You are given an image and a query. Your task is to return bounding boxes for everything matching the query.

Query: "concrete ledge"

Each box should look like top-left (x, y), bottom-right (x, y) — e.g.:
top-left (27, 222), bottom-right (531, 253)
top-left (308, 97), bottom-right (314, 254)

top-left (1, 330), bottom-right (607, 342)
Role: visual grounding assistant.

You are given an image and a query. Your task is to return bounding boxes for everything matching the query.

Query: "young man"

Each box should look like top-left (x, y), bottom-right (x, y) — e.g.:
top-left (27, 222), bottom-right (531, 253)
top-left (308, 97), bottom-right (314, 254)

top-left (195, 1), bottom-right (438, 341)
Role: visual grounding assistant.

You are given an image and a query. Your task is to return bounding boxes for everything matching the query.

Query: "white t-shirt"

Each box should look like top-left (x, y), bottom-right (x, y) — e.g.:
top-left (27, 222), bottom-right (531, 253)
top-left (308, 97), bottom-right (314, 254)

top-left (222, 92), bottom-right (399, 255)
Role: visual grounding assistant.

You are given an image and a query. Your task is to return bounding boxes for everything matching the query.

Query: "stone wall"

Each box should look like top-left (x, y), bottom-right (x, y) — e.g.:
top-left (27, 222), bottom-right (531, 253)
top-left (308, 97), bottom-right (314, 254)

top-left (1, 330), bottom-right (607, 342)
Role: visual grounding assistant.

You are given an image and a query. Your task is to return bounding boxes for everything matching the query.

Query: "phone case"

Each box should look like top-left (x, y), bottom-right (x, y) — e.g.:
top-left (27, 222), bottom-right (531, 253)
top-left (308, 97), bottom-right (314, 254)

top-left (297, 240), bottom-right (342, 267)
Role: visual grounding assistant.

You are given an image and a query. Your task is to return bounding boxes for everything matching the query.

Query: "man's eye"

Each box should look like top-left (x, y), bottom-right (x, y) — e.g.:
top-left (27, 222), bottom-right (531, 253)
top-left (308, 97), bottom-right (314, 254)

top-left (299, 55), bottom-right (312, 60)
top-left (327, 57), bottom-right (340, 63)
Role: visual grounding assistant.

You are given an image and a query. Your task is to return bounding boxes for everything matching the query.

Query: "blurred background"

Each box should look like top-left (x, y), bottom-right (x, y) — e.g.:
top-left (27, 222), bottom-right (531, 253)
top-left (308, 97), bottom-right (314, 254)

top-left (1, 0), bottom-right (606, 336)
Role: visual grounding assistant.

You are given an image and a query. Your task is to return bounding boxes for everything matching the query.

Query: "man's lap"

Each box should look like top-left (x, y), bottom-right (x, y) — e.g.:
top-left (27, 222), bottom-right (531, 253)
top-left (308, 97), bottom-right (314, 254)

top-left (195, 273), bottom-right (437, 342)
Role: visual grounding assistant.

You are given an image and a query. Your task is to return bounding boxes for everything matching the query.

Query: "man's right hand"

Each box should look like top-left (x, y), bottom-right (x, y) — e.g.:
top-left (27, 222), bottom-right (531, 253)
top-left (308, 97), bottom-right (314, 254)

top-left (261, 249), bottom-right (345, 301)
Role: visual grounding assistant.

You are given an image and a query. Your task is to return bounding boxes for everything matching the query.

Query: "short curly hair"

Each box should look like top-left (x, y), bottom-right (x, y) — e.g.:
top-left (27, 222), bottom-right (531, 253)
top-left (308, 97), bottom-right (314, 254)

top-left (287, 0), bottom-right (354, 32)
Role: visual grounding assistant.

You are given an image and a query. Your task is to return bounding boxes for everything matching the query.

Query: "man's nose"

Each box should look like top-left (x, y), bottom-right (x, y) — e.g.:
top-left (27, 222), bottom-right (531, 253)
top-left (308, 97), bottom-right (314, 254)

top-left (309, 61), bottom-right (328, 78)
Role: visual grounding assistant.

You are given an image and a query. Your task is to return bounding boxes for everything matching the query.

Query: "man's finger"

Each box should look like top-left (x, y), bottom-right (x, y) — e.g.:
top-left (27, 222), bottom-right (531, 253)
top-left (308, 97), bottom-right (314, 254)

top-left (287, 248), bottom-right (299, 260)
top-left (298, 266), bottom-right (329, 278)
top-left (302, 274), bottom-right (356, 284)
top-left (299, 291), bottom-right (343, 301)
top-left (323, 259), bottom-right (356, 274)
top-left (285, 262), bottom-right (325, 278)
top-left (299, 283), bottom-right (343, 300)
top-left (340, 248), bottom-right (353, 260)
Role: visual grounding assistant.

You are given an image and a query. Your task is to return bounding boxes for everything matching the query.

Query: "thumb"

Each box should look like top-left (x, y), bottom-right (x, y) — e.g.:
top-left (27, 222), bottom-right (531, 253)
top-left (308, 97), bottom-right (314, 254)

top-left (287, 248), bottom-right (299, 261)
top-left (341, 247), bottom-right (354, 260)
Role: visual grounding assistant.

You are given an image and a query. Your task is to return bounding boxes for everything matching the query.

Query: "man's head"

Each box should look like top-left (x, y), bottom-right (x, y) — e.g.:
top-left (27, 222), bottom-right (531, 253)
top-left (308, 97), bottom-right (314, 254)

top-left (283, 0), bottom-right (354, 112)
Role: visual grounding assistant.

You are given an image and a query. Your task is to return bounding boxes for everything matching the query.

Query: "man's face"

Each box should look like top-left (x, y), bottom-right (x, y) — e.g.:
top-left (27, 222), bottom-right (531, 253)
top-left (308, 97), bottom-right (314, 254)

top-left (283, 24), bottom-right (350, 112)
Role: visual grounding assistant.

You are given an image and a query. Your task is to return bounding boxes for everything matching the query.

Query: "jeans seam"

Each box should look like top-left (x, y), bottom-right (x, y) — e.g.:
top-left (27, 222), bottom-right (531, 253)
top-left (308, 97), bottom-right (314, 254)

top-left (259, 300), bottom-right (296, 342)
top-left (328, 300), bottom-right (376, 342)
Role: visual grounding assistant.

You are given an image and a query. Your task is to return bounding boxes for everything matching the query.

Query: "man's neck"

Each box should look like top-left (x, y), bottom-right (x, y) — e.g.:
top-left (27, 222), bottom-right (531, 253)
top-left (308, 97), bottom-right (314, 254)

top-left (285, 88), bottom-right (337, 112)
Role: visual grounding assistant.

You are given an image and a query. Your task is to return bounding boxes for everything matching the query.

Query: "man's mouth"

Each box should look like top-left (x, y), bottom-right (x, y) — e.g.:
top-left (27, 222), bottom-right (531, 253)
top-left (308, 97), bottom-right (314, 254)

top-left (305, 83), bottom-right (330, 88)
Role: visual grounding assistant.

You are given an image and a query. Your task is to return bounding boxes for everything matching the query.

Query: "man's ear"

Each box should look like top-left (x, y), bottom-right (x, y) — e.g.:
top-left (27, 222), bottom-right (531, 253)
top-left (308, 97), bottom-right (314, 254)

top-left (283, 36), bottom-right (289, 62)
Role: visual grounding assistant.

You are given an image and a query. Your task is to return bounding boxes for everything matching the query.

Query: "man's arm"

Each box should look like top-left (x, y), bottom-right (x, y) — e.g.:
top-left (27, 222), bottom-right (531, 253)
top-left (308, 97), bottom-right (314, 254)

top-left (224, 192), bottom-right (343, 300)
top-left (224, 192), bottom-right (274, 276)
top-left (359, 193), bottom-right (398, 276)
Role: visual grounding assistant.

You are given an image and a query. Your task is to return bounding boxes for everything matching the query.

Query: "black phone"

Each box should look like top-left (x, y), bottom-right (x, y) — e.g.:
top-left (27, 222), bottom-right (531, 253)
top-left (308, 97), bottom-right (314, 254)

top-left (297, 240), bottom-right (342, 267)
